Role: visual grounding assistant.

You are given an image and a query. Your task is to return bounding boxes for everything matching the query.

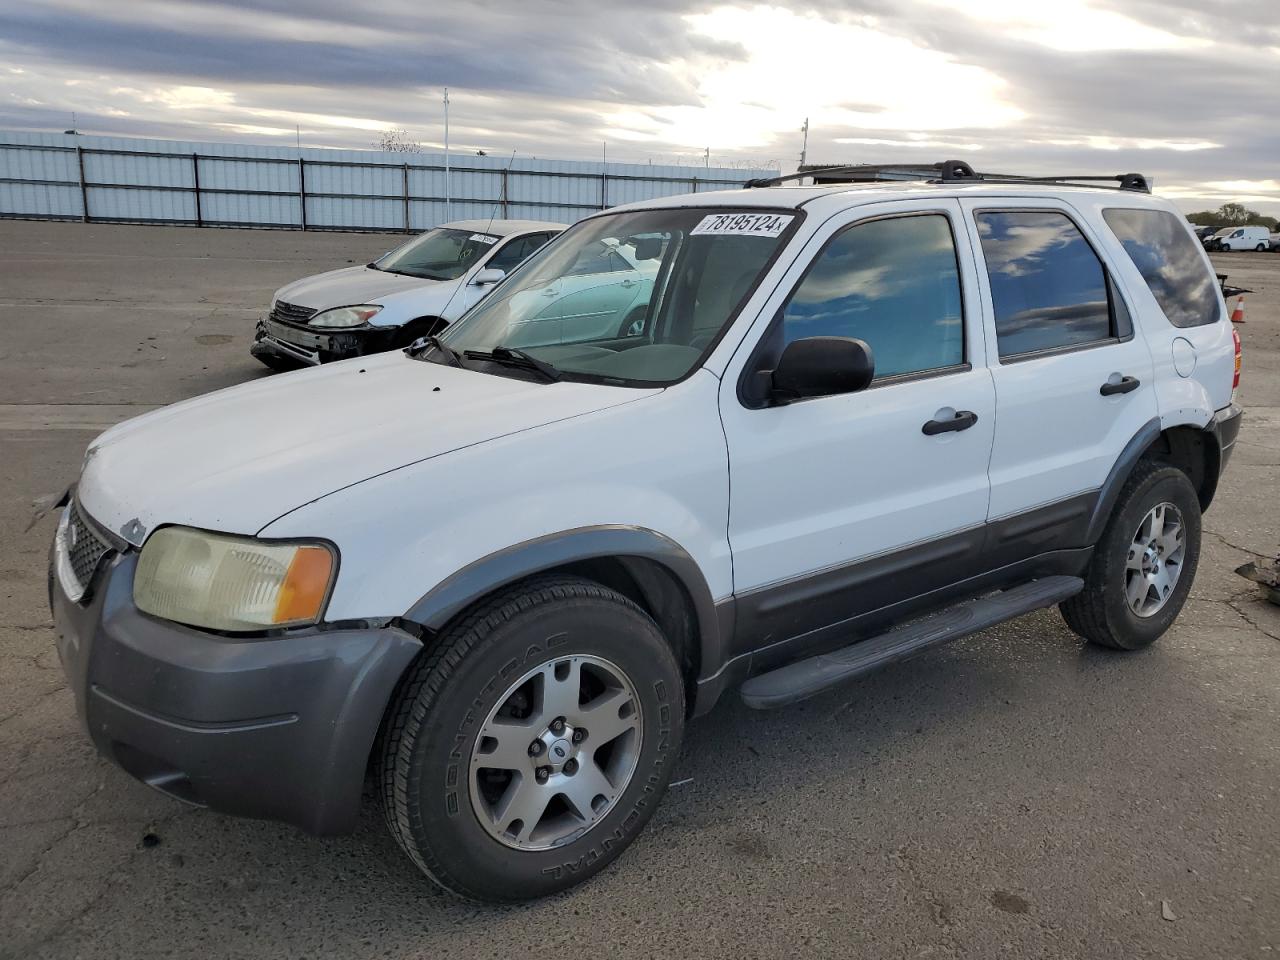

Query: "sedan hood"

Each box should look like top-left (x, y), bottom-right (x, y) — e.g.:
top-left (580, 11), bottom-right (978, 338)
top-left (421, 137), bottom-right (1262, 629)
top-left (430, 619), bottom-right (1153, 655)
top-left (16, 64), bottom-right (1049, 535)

top-left (77, 354), bottom-right (653, 539)
top-left (274, 265), bottom-right (439, 310)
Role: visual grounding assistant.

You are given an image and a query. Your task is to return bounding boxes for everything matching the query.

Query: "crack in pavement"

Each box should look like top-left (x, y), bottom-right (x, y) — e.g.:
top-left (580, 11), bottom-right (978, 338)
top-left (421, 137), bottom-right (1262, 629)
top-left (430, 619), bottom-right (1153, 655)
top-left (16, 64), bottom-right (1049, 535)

top-left (1226, 599), bottom-right (1280, 644)
top-left (4, 806), bottom-right (196, 958)
top-left (1203, 529), bottom-right (1275, 562)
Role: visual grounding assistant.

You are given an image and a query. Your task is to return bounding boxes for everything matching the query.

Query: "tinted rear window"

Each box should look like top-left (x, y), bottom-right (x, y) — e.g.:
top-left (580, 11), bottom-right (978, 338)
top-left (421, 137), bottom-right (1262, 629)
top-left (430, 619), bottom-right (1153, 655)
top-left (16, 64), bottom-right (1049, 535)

top-left (975, 211), bottom-right (1112, 357)
top-left (1102, 208), bottom-right (1220, 327)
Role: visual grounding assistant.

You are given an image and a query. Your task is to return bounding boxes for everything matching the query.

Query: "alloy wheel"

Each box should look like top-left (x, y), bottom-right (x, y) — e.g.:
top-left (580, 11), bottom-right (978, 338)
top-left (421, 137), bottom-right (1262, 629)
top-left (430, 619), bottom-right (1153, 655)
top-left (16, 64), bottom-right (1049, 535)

top-left (1124, 501), bottom-right (1186, 618)
top-left (469, 655), bottom-right (643, 850)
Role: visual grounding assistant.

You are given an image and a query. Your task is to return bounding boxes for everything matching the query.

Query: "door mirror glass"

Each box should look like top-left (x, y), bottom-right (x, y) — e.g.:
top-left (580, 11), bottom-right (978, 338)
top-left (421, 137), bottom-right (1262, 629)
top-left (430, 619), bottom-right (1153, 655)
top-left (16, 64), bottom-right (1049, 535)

top-left (471, 268), bottom-right (506, 286)
top-left (771, 336), bottom-right (874, 403)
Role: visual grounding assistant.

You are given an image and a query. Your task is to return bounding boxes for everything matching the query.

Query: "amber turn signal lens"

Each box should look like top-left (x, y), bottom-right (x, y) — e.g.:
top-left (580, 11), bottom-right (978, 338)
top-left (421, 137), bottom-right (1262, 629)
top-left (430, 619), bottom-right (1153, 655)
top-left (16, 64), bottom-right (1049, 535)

top-left (274, 545), bottom-right (335, 625)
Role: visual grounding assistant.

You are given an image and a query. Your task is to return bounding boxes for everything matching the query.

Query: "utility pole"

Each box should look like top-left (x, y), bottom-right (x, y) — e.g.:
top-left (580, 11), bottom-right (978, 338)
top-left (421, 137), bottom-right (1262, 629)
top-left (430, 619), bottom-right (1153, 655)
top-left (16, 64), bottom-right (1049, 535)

top-left (704, 146), bottom-right (709, 169)
top-left (799, 117), bottom-right (809, 168)
top-left (443, 87), bottom-right (451, 222)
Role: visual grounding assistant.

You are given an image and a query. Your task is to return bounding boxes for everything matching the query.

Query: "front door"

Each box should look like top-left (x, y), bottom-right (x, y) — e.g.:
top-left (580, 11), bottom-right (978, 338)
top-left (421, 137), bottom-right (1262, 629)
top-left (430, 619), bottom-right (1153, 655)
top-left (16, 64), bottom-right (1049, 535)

top-left (719, 200), bottom-right (995, 656)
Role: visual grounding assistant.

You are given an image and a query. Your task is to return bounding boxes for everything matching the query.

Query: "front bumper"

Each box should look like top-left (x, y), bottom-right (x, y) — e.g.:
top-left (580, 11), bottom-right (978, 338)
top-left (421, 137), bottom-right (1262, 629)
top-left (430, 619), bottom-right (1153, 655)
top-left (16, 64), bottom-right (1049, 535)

top-left (251, 317), bottom-right (402, 366)
top-left (49, 523), bottom-right (421, 835)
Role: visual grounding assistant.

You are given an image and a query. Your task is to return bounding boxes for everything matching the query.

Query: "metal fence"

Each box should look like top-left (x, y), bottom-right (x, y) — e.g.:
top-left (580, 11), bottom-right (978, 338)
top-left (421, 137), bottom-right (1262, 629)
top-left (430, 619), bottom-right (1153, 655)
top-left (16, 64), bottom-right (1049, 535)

top-left (0, 132), bottom-right (777, 233)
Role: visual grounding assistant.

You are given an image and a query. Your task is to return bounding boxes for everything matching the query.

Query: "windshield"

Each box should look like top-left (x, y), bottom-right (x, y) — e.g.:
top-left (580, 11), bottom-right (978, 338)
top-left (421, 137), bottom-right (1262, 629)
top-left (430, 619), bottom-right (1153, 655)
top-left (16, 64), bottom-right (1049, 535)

top-left (437, 207), bottom-right (799, 385)
top-left (376, 228), bottom-right (499, 280)
top-left (1212, 228), bottom-right (1237, 237)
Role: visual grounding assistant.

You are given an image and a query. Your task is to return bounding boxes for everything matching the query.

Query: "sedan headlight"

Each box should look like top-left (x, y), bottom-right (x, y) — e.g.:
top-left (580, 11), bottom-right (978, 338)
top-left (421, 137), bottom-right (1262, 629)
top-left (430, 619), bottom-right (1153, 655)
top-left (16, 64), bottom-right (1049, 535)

top-left (134, 527), bottom-right (337, 632)
top-left (309, 305), bottom-right (382, 328)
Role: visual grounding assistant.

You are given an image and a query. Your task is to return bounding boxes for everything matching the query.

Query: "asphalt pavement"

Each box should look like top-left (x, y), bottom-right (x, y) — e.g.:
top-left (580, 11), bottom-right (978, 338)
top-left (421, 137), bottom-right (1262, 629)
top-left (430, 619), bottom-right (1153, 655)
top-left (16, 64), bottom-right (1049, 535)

top-left (1, 219), bottom-right (1278, 959)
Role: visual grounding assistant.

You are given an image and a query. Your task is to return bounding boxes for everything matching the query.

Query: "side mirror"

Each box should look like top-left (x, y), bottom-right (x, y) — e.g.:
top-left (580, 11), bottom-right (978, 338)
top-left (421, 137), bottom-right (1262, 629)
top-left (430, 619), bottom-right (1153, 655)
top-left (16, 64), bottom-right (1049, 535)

top-left (471, 267), bottom-right (506, 286)
top-left (770, 336), bottom-right (874, 403)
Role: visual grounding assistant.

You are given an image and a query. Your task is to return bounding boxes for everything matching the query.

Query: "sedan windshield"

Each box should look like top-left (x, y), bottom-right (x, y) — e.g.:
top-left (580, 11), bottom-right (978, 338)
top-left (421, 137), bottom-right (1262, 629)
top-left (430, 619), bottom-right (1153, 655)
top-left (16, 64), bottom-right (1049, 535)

top-left (437, 208), bottom-right (799, 385)
top-left (377, 228), bottom-right (499, 280)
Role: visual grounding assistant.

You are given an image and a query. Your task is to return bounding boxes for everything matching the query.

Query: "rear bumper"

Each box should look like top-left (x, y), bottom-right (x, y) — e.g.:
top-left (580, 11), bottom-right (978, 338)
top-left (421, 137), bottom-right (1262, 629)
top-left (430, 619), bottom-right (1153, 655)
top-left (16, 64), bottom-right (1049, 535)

top-left (50, 533), bottom-right (421, 835)
top-left (1215, 402), bottom-right (1243, 472)
top-left (251, 318), bottom-right (402, 366)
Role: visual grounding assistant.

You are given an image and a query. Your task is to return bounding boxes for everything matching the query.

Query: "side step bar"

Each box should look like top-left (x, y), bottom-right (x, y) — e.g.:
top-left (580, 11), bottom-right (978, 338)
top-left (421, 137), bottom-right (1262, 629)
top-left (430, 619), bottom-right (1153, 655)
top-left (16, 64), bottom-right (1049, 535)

top-left (739, 576), bottom-right (1083, 710)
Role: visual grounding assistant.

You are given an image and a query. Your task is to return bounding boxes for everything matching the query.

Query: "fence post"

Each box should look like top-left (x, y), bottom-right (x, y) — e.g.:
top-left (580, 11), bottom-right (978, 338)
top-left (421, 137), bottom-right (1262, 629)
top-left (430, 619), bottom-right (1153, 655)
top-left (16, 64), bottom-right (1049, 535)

top-left (298, 157), bottom-right (307, 230)
top-left (600, 172), bottom-right (608, 210)
top-left (76, 145), bottom-right (89, 222)
top-left (192, 153), bottom-right (203, 227)
top-left (501, 169), bottom-right (510, 218)
top-left (402, 163), bottom-right (411, 233)
top-left (690, 176), bottom-right (698, 194)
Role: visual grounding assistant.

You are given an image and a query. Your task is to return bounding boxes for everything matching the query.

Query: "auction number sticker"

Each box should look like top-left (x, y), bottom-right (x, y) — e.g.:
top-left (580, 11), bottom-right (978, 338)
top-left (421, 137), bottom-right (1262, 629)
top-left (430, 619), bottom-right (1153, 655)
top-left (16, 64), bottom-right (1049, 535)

top-left (469, 233), bottom-right (499, 244)
top-left (690, 212), bottom-right (794, 238)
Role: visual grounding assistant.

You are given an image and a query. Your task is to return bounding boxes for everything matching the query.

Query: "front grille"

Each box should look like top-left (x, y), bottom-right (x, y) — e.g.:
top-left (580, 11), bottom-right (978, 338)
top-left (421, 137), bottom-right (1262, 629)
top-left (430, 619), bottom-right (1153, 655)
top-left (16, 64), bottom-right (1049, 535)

top-left (66, 501), bottom-right (112, 596)
top-left (270, 300), bottom-right (318, 326)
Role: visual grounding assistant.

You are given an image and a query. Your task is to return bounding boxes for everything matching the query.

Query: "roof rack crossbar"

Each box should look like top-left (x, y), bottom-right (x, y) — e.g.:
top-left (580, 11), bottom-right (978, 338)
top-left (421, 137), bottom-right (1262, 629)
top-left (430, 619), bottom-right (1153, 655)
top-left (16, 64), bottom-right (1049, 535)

top-left (744, 161), bottom-right (1150, 194)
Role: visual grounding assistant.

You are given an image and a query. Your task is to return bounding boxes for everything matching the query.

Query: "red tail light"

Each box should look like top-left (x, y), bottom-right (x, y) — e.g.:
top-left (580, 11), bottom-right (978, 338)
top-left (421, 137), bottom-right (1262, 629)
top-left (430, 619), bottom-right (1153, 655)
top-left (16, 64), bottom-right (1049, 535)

top-left (1232, 326), bottom-right (1242, 393)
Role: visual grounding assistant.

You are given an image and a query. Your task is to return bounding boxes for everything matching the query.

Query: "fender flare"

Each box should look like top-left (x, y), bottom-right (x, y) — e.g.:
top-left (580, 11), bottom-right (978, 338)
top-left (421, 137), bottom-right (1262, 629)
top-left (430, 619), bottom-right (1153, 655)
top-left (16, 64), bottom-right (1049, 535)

top-left (1085, 417), bottom-right (1163, 544)
top-left (403, 524), bottom-right (724, 681)
top-left (1083, 410), bottom-right (1237, 543)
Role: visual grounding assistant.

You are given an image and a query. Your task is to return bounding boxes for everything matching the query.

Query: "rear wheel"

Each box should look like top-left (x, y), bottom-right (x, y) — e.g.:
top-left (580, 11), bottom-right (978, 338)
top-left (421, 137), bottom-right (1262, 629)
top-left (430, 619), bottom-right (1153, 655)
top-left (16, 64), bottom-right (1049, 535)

top-left (378, 576), bottom-right (684, 902)
top-left (1060, 461), bottom-right (1201, 650)
top-left (1256, 242), bottom-right (1267, 252)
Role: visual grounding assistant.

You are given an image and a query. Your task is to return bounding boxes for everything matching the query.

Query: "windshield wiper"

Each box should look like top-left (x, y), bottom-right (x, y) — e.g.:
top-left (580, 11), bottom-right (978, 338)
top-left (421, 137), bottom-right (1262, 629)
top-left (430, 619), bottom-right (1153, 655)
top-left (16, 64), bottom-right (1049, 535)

top-left (405, 334), bottom-right (463, 367)
top-left (464, 345), bottom-right (562, 382)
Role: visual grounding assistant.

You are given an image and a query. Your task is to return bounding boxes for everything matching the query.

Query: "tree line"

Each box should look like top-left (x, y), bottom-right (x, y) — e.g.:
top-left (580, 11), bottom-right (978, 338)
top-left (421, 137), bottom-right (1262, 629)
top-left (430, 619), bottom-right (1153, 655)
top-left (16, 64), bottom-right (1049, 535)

top-left (1187, 203), bottom-right (1277, 231)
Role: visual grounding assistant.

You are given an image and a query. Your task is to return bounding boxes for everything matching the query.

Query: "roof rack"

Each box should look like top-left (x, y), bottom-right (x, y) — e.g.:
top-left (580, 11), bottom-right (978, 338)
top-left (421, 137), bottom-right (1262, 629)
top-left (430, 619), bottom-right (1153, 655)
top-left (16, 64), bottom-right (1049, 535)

top-left (743, 160), bottom-right (1151, 194)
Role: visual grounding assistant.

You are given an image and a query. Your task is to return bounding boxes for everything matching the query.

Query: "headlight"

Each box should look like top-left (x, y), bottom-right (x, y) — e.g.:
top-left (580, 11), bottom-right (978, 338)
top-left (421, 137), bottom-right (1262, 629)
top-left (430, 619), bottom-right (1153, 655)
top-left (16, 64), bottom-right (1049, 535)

top-left (308, 305), bottom-right (382, 328)
top-left (134, 527), bottom-right (337, 632)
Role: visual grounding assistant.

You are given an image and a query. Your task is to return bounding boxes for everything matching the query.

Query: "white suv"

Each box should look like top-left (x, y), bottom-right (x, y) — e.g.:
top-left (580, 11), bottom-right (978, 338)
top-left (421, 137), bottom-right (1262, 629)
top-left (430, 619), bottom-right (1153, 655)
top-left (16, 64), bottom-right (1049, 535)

top-left (49, 162), bottom-right (1243, 903)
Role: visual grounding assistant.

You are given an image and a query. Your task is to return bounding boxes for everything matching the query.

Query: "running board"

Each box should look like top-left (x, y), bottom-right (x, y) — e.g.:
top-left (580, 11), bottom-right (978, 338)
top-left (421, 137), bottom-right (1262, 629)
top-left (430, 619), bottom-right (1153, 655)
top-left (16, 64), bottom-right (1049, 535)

top-left (739, 576), bottom-right (1084, 710)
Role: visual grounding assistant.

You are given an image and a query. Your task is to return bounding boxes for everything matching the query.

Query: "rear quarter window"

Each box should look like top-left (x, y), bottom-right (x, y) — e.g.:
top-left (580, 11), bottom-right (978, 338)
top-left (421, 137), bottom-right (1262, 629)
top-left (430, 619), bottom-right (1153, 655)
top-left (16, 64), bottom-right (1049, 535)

top-left (1102, 208), bottom-right (1220, 328)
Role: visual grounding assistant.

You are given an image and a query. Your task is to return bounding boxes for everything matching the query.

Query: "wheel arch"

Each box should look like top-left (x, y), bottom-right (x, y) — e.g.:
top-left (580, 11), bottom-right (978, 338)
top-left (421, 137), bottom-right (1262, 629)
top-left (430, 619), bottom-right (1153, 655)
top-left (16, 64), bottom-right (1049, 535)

top-left (1086, 416), bottom-right (1222, 543)
top-left (402, 526), bottom-right (724, 714)
top-left (395, 314), bottom-right (450, 344)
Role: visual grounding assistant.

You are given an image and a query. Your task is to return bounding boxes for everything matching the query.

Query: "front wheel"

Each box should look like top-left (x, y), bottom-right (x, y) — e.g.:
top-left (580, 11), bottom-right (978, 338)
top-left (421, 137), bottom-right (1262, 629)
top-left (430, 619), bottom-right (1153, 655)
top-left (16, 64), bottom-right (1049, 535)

top-left (1060, 461), bottom-right (1201, 650)
top-left (378, 576), bottom-right (684, 902)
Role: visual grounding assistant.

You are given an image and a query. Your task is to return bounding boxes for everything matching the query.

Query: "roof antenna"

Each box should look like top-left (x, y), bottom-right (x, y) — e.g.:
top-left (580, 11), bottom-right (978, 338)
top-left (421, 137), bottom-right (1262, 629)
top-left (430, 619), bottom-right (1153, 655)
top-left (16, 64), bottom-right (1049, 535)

top-left (483, 148), bottom-right (518, 237)
top-left (433, 148), bottom-right (520, 326)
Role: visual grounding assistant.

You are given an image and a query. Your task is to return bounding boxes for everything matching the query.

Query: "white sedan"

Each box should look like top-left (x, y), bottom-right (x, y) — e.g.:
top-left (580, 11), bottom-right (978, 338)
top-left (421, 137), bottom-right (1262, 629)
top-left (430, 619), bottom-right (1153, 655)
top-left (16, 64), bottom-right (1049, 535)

top-left (251, 219), bottom-right (564, 369)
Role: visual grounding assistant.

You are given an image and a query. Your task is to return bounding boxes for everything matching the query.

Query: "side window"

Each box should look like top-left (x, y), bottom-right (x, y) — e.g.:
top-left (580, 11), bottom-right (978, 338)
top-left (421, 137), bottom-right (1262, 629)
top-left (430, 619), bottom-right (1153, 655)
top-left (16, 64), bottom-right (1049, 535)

top-left (487, 236), bottom-right (536, 273)
top-left (1102, 208), bottom-right (1219, 327)
top-left (779, 214), bottom-right (964, 380)
top-left (566, 242), bottom-right (621, 277)
top-left (975, 210), bottom-right (1112, 358)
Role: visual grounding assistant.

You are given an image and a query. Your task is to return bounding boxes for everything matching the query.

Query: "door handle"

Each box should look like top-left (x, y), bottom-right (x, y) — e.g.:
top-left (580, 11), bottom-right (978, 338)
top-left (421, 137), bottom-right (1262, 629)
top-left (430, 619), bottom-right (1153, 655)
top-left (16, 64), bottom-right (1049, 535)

top-left (1100, 376), bottom-right (1140, 396)
top-left (922, 411), bottom-right (978, 436)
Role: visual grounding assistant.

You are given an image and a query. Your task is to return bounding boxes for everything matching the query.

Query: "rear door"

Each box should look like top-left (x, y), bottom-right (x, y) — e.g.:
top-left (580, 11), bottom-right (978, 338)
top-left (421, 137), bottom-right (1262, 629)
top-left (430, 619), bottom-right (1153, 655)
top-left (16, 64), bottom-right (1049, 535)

top-left (958, 199), bottom-right (1158, 534)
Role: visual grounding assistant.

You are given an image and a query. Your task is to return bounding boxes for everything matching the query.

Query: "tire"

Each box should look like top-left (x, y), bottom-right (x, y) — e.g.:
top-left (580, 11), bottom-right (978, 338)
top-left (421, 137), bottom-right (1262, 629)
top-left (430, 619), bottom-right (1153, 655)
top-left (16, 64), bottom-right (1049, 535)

top-left (377, 575), bottom-right (684, 902)
top-left (1255, 243), bottom-right (1267, 252)
top-left (1060, 460), bottom-right (1201, 650)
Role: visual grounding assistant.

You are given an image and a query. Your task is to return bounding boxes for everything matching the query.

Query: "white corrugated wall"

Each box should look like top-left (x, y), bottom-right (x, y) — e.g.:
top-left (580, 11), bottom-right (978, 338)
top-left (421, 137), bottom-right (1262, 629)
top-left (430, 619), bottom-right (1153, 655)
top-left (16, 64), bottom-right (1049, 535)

top-left (0, 131), bottom-right (777, 232)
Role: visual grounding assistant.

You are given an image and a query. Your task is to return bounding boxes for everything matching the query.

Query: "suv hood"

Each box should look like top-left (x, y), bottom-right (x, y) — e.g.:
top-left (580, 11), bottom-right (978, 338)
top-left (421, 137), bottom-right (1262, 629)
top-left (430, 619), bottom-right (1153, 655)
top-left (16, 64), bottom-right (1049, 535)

top-left (77, 354), bottom-right (654, 539)
top-left (274, 265), bottom-right (442, 310)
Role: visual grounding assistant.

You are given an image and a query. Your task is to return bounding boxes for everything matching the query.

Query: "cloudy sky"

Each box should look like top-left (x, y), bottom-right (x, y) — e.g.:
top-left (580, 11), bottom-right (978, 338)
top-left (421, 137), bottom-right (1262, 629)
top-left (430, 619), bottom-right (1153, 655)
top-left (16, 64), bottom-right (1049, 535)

top-left (2, 0), bottom-right (1277, 213)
